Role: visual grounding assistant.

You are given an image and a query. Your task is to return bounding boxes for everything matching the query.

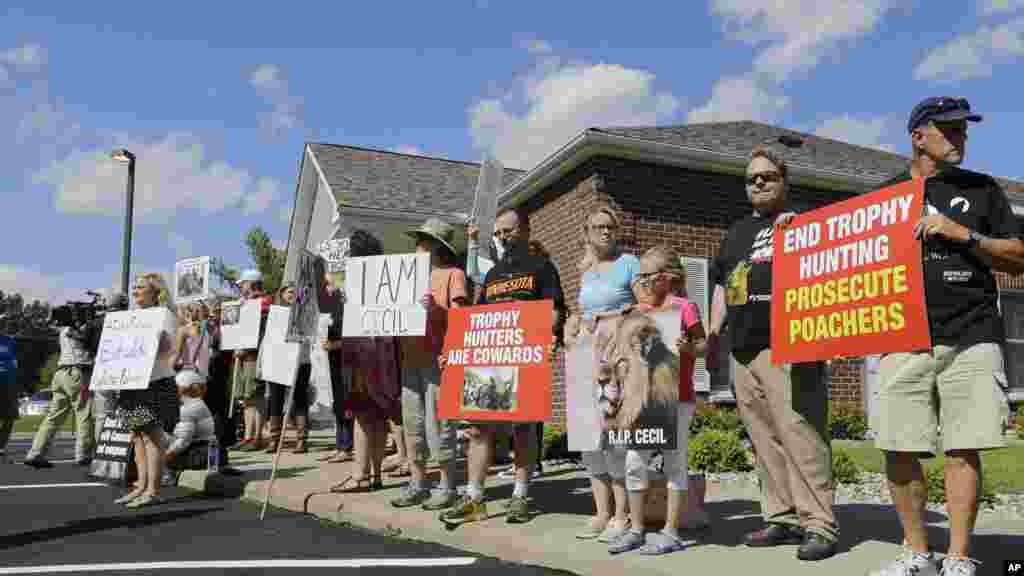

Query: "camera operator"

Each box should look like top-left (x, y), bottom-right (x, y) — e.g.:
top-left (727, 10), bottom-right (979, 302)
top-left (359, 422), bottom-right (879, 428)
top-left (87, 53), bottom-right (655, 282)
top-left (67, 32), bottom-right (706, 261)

top-left (23, 292), bottom-right (110, 468)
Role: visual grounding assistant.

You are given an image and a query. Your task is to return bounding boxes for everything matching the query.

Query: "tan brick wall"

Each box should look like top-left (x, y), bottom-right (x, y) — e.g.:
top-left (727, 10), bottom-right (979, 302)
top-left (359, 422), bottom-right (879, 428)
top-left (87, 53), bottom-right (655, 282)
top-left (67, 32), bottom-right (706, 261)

top-left (521, 155), bottom-right (1024, 422)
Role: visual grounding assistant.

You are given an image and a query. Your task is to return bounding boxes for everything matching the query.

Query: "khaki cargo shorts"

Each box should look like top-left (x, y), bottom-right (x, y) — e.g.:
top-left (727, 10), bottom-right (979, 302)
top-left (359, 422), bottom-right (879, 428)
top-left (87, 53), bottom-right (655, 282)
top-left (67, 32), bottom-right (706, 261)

top-left (873, 342), bottom-right (1010, 456)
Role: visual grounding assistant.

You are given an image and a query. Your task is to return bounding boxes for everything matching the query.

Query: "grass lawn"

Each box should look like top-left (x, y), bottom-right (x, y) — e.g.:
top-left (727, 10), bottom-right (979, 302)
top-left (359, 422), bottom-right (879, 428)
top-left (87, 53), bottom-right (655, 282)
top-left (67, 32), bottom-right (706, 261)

top-left (834, 438), bottom-right (1024, 494)
top-left (11, 414), bottom-right (76, 435)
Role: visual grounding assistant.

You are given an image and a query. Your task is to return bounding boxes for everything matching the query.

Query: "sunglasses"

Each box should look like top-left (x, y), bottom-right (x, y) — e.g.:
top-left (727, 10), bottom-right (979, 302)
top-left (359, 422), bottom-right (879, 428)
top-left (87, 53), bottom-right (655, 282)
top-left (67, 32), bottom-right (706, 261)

top-left (633, 271), bottom-right (668, 288)
top-left (746, 171), bottom-right (783, 186)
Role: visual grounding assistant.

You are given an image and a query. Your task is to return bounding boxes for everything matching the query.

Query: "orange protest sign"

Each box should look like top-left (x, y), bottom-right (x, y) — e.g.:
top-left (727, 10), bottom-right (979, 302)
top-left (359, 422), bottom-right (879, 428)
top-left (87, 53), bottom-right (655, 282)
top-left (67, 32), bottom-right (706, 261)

top-left (438, 300), bottom-right (553, 422)
top-left (770, 180), bottom-right (931, 364)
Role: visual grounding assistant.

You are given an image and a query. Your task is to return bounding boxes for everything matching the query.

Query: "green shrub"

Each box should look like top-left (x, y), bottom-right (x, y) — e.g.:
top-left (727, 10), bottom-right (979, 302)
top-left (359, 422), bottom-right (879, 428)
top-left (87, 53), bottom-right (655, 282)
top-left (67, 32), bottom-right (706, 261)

top-left (1016, 405), bottom-right (1024, 440)
top-left (690, 402), bottom-right (746, 439)
top-left (542, 422), bottom-right (568, 460)
top-left (829, 403), bottom-right (868, 440)
top-left (832, 449), bottom-right (862, 484)
top-left (924, 465), bottom-right (997, 506)
top-left (688, 429), bottom-right (753, 473)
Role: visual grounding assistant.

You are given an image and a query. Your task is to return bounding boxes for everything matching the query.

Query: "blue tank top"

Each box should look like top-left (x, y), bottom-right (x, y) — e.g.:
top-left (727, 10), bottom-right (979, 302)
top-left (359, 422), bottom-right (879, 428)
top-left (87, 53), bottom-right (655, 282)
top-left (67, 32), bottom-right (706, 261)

top-left (578, 253), bottom-right (640, 319)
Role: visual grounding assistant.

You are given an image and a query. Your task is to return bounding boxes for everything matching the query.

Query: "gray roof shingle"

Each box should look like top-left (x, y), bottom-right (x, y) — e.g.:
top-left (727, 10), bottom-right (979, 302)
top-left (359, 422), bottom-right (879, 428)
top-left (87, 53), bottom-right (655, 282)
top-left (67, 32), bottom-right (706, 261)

top-left (308, 143), bottom-right (524, 215)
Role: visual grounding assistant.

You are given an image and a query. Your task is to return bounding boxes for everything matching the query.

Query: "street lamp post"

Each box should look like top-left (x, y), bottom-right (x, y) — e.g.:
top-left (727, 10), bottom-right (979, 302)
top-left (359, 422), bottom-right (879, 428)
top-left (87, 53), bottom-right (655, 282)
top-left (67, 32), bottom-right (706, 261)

top-left (111, 149), bottom-right (136, 299)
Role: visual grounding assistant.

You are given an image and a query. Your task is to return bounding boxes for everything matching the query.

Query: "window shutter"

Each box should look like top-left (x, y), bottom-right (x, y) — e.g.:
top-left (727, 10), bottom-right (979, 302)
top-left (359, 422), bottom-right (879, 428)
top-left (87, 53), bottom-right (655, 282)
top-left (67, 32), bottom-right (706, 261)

top-left (682, 256), bottom-right (710, 393)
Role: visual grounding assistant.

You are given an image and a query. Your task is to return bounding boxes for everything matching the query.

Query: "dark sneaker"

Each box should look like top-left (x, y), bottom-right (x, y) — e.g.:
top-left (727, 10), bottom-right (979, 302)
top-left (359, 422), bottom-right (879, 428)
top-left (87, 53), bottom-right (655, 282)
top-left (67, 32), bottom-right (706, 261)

top-left (421, 490), bottom-right (459, 511)
top-left (439, 496), bottom-right (488, 525)
top-left (390, 485), bottom-right (431, 508)
top-left (796, 532), bottom-right (837, 561)
top-left (743, 524), bottom-right (804, 547)
top-left (23, 457), bottom-right (53, 469)
top-left (74, 458), bottom-right (93, 467)
top-left (505, 495), bottom-right (531, 524)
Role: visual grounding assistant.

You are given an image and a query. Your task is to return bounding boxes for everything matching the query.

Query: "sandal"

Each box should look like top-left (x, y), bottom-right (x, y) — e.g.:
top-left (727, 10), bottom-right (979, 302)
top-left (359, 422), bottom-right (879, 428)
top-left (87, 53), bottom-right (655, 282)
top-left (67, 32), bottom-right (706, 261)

top-left (388, 463), bottom-right (411, 478)
top-left (329, 475), bottom-right (376, 494)
top-left (638, 531), bottom-right (688, 556)
top-left (326, 451), bottom-right (352, 464)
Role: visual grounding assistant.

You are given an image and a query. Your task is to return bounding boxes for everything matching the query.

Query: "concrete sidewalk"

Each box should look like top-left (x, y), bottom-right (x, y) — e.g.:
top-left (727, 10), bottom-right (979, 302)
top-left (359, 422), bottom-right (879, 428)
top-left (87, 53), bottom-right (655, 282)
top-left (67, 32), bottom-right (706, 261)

top-left (178, 430), bottom-right (1024, 576)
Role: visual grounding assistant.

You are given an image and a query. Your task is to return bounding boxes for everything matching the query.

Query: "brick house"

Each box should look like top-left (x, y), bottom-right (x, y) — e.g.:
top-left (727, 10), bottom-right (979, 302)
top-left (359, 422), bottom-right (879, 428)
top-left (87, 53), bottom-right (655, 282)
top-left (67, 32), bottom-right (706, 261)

top-left (283, 122), bottom-right (1024, 425)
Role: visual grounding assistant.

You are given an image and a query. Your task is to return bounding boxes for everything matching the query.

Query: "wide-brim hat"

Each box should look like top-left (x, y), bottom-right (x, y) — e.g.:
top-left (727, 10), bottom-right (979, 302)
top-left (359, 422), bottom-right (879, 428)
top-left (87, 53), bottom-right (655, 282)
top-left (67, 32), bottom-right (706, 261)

top-left (406, 217), bottom-right (458, 258)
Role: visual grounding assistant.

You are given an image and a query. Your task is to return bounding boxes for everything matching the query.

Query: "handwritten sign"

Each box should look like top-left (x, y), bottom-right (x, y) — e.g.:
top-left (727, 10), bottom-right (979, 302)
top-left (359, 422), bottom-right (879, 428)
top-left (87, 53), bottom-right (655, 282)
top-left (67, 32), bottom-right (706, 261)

top-left (439, 300), bottom-right (552, 422)
top-left (89, 308), bottom-right (176, 391)
top-left (771, 180), bottom-right (930, 363)
top-left (220, 299), bottom-right (261, 350)
top-left (258, 305), bottom-right (300, 387)
top-left (309, 313), bottom-right (333, 410)
top-left (287, 249), bottom-right (321, 343)
top-left (174, 256), bottom-right (211, 304)
top-left (343, 253), bottom-right (430, 337)
top-left (318, 238), bottom-right (350, 273)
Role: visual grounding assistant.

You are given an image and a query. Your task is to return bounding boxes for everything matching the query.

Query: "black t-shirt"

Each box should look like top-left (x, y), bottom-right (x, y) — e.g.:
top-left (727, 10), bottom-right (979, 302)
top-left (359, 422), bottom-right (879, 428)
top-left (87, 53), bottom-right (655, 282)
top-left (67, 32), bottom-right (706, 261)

top-left (478, 253), bottom-right (566, 335)
top-left (882, 168), bottom-right (1020, 346)
top-left (710, 212), bottom-right (778, 355)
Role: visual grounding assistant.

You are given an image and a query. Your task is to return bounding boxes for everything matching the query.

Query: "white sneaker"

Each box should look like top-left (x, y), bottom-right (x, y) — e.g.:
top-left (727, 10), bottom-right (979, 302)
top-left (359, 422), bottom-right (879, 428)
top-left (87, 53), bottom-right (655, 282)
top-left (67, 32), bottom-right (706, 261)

top-left (597, 519), bottom-right (632, 543)
top-left (940, 556), bottom-right (980, 576)
top-left (868, 546), bottom-right (938, 576)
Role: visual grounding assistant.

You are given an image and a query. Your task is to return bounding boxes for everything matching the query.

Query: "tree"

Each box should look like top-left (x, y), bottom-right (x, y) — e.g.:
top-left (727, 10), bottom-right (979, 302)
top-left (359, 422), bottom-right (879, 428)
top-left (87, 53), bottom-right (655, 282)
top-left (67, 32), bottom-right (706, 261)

top-left (245, 226), bottom-right (286, 294)
top-left (0, 291), bottom-right (55, 339)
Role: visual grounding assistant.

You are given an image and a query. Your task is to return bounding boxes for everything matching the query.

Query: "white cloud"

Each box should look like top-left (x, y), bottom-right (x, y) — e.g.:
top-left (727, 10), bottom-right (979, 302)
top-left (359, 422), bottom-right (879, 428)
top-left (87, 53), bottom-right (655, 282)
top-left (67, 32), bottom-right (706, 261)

top-left (687, 75), bottom-right (789, 123)
top-left (392, 145), bottom-right (425, 156)
top-left (525, 39), bottom-right (553, 55)
top-left (249, 64), bottom-right (301, 135)
top-left (36, 132), bottom-right (279, 220)
top-left (469, 60), bottom-right (679, 170)
top-left (814, 114), bottom-right (896, 152)
top-left (981, 0), bottom-right (1024, 14)
top-left (690, 1), bottom-right (895, 123)
top-left (913, 17), bottom-right (1024, 82)
top-left (1, 43), bottom-right (44, 70)
top-left (242, 177), bottom-right (279, 215)
top-left (0, 265), bottom-right (91, 306)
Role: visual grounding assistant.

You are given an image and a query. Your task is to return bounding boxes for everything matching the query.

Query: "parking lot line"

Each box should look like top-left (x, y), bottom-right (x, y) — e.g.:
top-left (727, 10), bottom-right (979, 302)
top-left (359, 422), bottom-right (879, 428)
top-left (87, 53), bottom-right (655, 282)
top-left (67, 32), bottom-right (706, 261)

top-left (0, 482), bottom-right (108, 490)
top-left (0, 558), bottom-right (479, 574)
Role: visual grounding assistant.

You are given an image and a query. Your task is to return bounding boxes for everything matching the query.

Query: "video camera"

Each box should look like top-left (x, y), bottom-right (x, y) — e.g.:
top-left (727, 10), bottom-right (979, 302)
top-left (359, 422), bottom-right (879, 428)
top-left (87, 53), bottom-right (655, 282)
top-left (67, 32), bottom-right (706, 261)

top-left (50, 291), bottom-right (123, 328)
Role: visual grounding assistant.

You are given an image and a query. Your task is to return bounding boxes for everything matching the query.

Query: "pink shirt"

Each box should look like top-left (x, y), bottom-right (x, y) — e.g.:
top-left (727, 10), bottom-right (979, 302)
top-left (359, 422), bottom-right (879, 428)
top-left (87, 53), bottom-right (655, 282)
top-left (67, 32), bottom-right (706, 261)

top-left (672, 296), bottom-right (702, 403)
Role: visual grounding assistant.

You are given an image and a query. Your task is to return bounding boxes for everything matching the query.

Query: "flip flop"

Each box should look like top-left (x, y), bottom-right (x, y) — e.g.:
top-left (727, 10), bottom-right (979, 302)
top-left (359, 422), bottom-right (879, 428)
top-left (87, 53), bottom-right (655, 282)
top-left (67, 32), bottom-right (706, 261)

top-left (637, 531), bottom-right (688, 556)
top-left (326, 451), bottom-right (353, 463)
top-left (329, 475), bottom-right (375, 494)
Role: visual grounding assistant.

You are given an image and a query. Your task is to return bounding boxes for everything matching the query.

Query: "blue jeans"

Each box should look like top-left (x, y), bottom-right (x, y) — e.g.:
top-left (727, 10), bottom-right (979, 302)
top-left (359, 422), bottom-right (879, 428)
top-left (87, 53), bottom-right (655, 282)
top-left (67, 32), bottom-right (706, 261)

top-left (335, 411), bottom-right (353, 451)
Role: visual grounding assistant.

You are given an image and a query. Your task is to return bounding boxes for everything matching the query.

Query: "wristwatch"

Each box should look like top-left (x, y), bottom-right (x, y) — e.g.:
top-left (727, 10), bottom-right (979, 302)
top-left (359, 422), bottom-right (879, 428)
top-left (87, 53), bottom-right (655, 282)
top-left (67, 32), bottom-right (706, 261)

top-left (965, 229), bottom-right (982, 249)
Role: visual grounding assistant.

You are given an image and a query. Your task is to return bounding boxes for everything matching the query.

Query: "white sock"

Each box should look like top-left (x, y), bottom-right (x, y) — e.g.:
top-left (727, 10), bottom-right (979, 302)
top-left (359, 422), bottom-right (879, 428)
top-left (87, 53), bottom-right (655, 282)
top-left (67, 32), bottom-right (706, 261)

top-left (513, 479), bottom-right (529, 498)
top-left (467, 481), bottom-right (484, 501)
top-left (662, 526), bottom-right (681, 540)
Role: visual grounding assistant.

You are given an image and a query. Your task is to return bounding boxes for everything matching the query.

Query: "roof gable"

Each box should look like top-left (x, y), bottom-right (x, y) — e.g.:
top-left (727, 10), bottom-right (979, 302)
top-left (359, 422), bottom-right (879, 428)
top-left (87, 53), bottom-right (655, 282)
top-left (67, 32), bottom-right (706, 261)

top-left (307, 143), bottom-right (524, 216)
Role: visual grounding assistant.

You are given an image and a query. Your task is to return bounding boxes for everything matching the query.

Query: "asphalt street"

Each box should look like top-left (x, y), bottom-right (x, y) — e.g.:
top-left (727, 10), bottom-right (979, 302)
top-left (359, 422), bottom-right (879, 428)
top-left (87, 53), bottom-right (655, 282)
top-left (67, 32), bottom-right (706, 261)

top-left (0, 436), bottom-right (573, 576)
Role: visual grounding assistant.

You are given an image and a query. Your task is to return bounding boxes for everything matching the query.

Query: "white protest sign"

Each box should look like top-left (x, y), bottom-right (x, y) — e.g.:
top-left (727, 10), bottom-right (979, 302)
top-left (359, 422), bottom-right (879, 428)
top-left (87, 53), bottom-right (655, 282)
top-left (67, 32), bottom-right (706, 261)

top-left (343, 252), bottom-right (430, 337)
top-left (309, 313), bottom-right (333, 411)
top-left (472, 156), bottom-right (503, 250)
top-left (258, 305), bottom-right (300, 387)
top-left (174, 256), bottom-right (211, 304)
top-left (318, 238), bottom-right (350, 273)
top-left (90, 308), bottom-right (177, 391)
top-left (220, 299), bottom-right (261, 350)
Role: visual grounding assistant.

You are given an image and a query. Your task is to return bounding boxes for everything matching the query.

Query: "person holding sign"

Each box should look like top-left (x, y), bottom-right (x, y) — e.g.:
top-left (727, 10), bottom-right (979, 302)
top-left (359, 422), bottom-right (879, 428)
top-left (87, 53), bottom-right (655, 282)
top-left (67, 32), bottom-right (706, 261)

top-left (709, 147), bottom-right (837, 561)
top-left (231, 270), bottom-right (273, 452)
top-left (112, 273), bottom-right (178, 509)
top-left (265, 283), bottom-right (313, 454)
top-left (563, 206), bottom-right (638, 543)
top-left (868, 98), bottom-right (1024, 576)
top-left (390, 218), bottom-right (469, 510)
top-left (440, 206), bottom-right (566, 526)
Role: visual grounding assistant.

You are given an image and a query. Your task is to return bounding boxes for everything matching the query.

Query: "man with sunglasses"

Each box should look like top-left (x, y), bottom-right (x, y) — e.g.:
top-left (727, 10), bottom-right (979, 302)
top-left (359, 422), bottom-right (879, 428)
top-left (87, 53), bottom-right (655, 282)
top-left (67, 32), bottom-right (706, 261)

top-left (708, 146), bottom-right (838, 561)
top-left (868, 98), bottom-right (1024, 576)
top-left (441, 206), bottom-right (566, 526)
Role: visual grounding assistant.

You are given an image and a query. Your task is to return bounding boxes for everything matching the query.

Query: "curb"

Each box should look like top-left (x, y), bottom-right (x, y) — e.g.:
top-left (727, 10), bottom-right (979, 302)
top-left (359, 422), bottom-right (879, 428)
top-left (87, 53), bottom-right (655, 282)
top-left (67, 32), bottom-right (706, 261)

top-left (177, 470), bottom-right (247, 499)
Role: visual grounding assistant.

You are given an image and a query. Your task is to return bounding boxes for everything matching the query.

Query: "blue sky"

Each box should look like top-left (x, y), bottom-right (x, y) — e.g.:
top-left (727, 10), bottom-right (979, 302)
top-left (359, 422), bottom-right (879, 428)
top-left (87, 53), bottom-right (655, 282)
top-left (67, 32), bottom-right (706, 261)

top-left (2, 0), bottom-right (1023, 305)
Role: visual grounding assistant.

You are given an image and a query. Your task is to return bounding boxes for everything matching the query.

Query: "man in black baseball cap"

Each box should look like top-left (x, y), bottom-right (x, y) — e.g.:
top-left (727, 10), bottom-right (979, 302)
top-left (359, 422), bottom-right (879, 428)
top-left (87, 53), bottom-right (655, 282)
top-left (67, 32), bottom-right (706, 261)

top-left (868, 99), bottom-right (1024, 575)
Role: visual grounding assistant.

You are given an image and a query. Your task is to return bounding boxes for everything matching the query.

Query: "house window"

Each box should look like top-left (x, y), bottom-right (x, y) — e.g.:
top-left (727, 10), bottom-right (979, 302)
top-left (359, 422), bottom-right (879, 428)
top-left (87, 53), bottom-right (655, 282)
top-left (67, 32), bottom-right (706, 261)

top-left (1001, 290), bottom-right (1024, 400)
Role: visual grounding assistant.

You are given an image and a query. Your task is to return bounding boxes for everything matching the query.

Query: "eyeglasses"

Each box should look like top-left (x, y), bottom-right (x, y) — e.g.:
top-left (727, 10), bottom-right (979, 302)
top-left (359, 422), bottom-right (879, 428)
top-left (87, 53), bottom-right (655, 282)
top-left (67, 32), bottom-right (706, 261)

top-left (633, 271), bottom-right (665, 288)
top-left (746, 171), bottom-right (783, 186)
top-left (589, 224), bottom-right (616, 232)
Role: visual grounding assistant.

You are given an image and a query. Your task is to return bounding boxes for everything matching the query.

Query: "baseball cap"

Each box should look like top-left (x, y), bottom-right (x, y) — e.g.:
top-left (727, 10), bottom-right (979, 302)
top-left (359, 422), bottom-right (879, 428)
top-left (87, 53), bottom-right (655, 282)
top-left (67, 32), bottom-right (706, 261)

top-left (907, 97), bottom-right (982, 133)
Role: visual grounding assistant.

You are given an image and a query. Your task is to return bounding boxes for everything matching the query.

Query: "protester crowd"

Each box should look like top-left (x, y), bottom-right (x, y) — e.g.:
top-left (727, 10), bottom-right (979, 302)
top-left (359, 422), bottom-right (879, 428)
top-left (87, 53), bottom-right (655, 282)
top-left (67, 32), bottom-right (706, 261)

top-left (14, 96), bottom-right (1022, 575)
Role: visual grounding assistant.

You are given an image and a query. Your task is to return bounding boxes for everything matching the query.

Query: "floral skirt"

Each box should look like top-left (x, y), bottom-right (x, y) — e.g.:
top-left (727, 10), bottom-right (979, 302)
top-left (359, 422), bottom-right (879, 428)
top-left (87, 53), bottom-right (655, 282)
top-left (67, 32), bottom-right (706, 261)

top-left (117, 378), bottom-right (179, 434)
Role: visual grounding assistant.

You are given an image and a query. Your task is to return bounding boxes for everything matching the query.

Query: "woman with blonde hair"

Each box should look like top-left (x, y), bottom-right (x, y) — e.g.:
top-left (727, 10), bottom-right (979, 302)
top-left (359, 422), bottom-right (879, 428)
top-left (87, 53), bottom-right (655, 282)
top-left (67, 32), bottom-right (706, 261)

top-left (113, 272), bottom-right (179, 508)
top-left (563, 205), bottom-right (640, 545)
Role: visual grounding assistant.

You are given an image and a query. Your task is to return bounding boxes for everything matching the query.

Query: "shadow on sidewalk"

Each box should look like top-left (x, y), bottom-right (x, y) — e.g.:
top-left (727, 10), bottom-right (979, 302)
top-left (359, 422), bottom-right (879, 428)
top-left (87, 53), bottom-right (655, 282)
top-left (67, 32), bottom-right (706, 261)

top-left (240, 465), bottom-right (320, 483)
top-left (0, 507), bottom-right (222, 551)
